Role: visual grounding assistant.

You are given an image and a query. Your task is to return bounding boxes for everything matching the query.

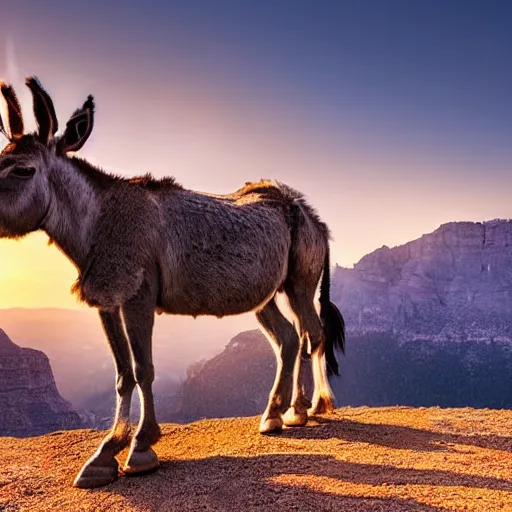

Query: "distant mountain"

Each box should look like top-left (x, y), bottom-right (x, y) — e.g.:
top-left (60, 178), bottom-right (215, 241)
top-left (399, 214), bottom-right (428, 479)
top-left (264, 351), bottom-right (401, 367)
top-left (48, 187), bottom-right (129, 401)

top-left (332, 219), bottom-right (512, 342)
top-left (168, 330), bottom-right (276, 422)
top-left (0, 308), bottom-right (255, 413)
top-left (0, 329), bottom-right (82, 437)
top-left (172, 220), bottom-right (512, 421)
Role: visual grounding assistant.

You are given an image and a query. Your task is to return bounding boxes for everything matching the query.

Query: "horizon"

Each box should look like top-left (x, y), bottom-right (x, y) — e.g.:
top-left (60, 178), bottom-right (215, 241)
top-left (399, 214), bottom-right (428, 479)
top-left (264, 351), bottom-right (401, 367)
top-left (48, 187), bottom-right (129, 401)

top-left (1, 1), bottom-right (512, 309)
top-left (1, 215), bottom-right (511, 310)
top-left (1, 215), bottom-right (511, 313)
top-left (2, 216), bottom-right (511, 309)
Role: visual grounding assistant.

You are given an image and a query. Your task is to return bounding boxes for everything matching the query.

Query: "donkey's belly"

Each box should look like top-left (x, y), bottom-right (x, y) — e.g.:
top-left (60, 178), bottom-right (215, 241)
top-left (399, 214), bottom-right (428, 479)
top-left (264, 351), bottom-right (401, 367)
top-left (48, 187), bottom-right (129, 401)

top-left (160, 246), bottom-right (289, 317)
top-left (165, 288), bottom-right (275, 317)
top-left (162, 269), bottom-right (285, 317)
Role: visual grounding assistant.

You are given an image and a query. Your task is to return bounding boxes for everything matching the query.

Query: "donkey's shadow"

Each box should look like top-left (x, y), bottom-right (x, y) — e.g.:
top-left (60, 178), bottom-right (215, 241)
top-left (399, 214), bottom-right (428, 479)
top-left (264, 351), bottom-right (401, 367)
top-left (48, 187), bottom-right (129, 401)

top-left (92, 418), bottom-right (512, 511)
top-left (280, 416), bottom-right (512, 453)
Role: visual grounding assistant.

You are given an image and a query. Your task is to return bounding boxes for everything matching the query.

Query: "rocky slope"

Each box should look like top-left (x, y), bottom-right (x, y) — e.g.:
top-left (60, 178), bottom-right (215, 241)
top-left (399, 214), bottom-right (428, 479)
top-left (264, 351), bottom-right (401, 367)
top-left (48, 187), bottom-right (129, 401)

top-left (0, 329), bottom-right (82, 437)
top-left (172, 327), bottom-right (512, 421)
top-left (332, 219), bottom-right (512, 342)
top-left (2, 408), bottom-right (512, 511)
top-left (168, 330), bottom-right (276, 422)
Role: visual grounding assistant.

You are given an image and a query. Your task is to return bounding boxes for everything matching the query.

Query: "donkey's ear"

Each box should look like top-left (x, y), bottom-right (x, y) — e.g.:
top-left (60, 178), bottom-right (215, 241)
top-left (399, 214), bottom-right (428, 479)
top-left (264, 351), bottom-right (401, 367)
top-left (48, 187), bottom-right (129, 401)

top-left (57, 95), bottom-right (94, 154)
top-left (0, 82), bottom-right (24, 138)
top-left (25, 77), bottom-right (58, 145)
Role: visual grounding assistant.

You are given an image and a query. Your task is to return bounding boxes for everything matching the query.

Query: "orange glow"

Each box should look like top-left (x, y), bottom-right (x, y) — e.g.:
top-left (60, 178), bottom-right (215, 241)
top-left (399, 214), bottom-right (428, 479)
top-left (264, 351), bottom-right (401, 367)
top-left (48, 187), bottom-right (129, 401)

top-left (0, 233), bottom-right (84, 309)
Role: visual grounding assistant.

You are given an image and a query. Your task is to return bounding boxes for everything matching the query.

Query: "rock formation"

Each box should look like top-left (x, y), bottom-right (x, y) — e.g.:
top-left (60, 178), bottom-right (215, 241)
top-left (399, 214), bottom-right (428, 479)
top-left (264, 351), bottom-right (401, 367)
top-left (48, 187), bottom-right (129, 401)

top-left (0, 329), bottom-right (82, 437)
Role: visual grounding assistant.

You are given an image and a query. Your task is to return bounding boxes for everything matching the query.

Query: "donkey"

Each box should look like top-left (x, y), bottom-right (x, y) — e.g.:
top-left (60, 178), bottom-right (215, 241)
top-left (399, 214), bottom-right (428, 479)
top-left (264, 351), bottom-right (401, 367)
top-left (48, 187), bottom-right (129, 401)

top-left (0, 78), bottom-right (345, 488)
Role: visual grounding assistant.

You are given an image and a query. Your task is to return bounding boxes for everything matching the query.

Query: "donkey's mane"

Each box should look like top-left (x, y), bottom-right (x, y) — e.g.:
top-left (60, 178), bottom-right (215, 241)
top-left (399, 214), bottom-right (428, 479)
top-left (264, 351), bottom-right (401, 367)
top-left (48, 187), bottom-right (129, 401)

top-left (235, 180), bottom-right (280, 197)
top-left (127, 173), bottom-right (183, 191)
top-left (69, 157), bottom-right (119, 188)
top-left (70, 157), bottom-right (183, 191)
top-left (1, 135), bottom-right (40, 156)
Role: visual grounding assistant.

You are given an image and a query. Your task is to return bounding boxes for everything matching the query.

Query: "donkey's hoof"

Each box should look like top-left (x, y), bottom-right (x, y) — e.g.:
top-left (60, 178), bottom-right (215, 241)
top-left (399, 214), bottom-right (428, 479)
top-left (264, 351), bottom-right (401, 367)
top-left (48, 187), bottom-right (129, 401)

top-left (73, 456), bottom-right (119, 488)
top-left (259, 416), bottom-right (283, 434)
top-left (283, 407), bottom-right (308, 427)
top-left (123, 447), bottom-right (159, 475)
top-left (309, 395), bottom-right (334, 415)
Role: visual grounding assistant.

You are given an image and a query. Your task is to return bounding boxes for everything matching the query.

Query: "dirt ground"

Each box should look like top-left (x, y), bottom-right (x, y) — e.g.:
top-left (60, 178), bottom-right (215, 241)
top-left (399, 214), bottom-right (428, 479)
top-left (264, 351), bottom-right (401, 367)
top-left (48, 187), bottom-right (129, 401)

top-left (2, 407), bottom-right (512, 511)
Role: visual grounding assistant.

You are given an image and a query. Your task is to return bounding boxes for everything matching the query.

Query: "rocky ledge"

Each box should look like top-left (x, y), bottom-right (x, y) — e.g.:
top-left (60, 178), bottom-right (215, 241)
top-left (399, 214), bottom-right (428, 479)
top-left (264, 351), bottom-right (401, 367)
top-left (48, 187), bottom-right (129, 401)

top-left (2, 408), bottom-right (512, 511)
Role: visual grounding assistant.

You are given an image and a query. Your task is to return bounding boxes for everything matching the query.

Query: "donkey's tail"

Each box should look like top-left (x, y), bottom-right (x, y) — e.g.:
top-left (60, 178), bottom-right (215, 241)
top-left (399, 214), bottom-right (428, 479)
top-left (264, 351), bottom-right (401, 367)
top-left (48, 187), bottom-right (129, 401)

top-left (319, 245), bottom-right (345, 376)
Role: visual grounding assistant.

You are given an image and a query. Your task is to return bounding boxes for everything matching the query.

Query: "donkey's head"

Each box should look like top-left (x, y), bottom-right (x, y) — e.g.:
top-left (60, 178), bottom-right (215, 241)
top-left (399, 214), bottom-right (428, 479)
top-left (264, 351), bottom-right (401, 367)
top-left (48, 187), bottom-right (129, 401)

top-left (0, 78), bottom-right (94, 238)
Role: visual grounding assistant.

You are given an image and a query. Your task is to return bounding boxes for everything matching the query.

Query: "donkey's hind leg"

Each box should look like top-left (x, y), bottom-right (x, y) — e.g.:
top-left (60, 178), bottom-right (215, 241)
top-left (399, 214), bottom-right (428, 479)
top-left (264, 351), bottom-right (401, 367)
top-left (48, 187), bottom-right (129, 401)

top-left (282, 353), bottom-right (311, 427)
top-left (256, 297), bottom-right (302, 434)
top-left (309, 351), bottom-right (334, 414)
top-left (74, 309), bottom-right (136, 488)
top-left (284, 282), bottom-right (335, 416)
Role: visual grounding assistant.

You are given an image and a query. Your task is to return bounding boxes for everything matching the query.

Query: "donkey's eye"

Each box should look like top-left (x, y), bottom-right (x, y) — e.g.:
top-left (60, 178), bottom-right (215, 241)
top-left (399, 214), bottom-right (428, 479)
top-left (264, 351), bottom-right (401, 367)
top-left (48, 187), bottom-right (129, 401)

top-left (9, 167), bottom-right (36, 180)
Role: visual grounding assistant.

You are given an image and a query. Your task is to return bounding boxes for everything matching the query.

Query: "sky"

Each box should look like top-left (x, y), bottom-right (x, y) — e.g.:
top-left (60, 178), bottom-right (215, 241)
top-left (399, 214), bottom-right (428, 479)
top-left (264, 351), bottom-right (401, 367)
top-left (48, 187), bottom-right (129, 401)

top-left (1, 0), bottom-right (512, 309)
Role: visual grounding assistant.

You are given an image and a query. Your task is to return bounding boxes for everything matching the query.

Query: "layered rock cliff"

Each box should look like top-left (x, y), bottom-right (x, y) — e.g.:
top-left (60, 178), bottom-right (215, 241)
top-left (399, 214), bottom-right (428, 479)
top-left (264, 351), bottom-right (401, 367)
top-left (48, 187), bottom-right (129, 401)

top-left (331, 219), bottom-right (512, 342)
top-left (0, 329), bottom-right (82, 437)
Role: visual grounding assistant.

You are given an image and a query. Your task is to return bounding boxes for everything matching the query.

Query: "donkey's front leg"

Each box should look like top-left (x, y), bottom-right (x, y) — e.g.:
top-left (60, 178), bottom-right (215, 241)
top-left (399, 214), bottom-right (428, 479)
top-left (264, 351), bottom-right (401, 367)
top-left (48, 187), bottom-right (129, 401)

top-left (74, 309), bottom-right (136, 488)
top-left (121, 279), bottom-right (161, 475)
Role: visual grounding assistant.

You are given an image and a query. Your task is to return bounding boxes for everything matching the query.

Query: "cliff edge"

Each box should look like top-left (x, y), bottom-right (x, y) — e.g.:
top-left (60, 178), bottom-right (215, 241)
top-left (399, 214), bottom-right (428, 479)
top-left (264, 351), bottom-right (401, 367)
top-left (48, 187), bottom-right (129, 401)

top-left (1, 407), bottom-right (512, 511)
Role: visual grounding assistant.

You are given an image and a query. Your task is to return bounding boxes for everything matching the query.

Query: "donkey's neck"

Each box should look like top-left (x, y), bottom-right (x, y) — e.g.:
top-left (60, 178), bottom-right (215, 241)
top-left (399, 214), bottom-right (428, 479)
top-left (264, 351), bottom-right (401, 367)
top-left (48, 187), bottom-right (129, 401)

top-left (43, 158), bottom-right (104, 269)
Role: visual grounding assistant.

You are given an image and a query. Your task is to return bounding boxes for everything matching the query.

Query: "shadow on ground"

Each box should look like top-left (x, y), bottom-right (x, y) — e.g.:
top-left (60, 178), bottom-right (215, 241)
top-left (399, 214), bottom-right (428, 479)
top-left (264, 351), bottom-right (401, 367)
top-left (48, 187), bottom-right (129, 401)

top-left (91, 453), bottom-right (465, 511)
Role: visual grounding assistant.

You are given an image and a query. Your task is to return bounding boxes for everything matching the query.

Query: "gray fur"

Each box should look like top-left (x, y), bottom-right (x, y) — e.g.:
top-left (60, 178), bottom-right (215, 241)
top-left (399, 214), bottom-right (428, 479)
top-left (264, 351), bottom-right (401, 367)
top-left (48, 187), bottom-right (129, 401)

top-left (0, 79), bottom-right (345, 487)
